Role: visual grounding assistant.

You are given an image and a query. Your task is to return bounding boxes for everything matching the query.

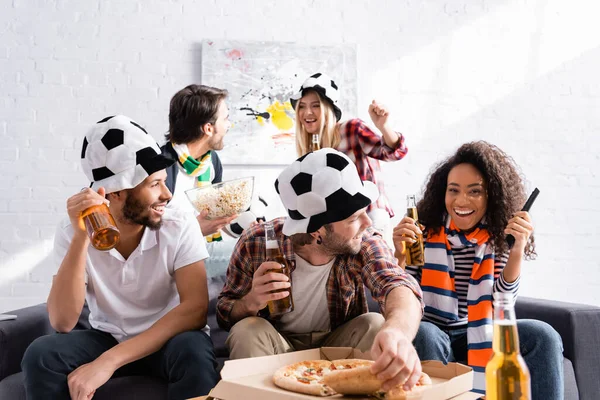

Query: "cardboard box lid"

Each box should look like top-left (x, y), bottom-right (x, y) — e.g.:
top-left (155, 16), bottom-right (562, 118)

top-left (212, 347), bottom-right (481, 400)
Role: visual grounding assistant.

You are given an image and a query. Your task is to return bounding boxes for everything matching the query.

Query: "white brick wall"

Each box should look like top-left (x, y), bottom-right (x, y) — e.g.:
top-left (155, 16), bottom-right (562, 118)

top-left (1, 0), bottom-right (599, 312)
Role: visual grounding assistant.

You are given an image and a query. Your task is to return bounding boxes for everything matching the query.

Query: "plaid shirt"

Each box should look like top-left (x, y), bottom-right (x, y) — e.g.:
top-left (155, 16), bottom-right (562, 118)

top-left (336, 119), bottom-right (408, 218)
top-left (216, 217), bottom-right (423, 331)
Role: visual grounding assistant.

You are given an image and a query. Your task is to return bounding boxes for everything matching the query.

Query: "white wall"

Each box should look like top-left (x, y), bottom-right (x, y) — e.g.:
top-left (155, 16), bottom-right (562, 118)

top-left (1, 0), bottom-right (599, 312)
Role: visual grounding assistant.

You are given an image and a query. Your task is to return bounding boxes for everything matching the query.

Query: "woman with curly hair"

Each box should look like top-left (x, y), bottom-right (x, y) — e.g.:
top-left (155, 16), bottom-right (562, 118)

top-left (393, 141), bottom-right (563, 397)
top-left (290, 73), bottom-right (409, 236)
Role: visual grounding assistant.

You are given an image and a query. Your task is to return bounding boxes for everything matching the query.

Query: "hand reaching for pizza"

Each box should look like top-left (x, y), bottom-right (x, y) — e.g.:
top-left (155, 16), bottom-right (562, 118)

top-left (243, 261), bottom-right (291, 314)
top-left (369, 328), bottom-right (422, 392)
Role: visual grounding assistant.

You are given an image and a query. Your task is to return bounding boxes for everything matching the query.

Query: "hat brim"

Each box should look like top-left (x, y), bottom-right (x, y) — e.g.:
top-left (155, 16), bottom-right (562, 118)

top-left (90, 153), bottom-right (175, 193)
top-left (290, 87), bottom-right (342, 122)
top-left (282, 180), bottom-right (379, 236)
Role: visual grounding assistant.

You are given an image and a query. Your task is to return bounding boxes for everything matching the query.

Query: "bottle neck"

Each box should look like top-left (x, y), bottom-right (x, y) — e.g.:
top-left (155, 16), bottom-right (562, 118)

top-left (311, 134), bottom-right (320, 151)
top-left (492, 300), bottom-right (521, 354)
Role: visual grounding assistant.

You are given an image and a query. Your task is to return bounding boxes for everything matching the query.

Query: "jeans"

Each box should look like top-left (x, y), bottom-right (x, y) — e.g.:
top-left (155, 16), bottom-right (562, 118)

top-left (413, 320), bottom-right (564, 400)
top-left (21, 328), bottom-right (219, 400)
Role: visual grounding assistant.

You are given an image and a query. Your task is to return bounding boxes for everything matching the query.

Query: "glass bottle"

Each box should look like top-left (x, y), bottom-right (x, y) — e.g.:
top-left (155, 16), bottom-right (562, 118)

top-left (485, 292), bottom-right (531, 400)
top-left (264, 221), bottom-right (294, 316)
top-left (405, 195), bottom-right (425, 266)
top-left (82, 203), bottom-right (120, 251)
top-left (310, 133), bottom-right (321, 152)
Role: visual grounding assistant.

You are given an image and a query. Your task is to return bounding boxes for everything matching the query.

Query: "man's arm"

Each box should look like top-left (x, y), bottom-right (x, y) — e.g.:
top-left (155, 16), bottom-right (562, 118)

top-left (360, 234), bottom-right (424, 392)
top-left (216, 224), bottom-right (290, 330)
top-left (228, 262), bottom-right (290, 325)
top-left (47, 234), bottom-right (88, 332)
top-left (381, 286), bottom-right (422, 339)
top-left (47, 188), bottom-right (108, 333)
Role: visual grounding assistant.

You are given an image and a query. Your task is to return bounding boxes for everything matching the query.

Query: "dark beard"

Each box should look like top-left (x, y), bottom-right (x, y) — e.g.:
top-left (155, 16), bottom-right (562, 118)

top-left (322, 230), bottom-right (362, 256)
top-left (122, 193), bottom-right (162, 230)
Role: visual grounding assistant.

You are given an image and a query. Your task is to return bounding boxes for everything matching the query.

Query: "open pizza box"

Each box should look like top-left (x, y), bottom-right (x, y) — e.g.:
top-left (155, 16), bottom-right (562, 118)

top-left (208, 347), bottom-right (481, 400)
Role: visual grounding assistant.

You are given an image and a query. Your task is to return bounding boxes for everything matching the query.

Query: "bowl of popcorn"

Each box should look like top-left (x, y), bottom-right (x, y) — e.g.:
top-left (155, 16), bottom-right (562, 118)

top-left (185, 176), bottom-right (255, 219)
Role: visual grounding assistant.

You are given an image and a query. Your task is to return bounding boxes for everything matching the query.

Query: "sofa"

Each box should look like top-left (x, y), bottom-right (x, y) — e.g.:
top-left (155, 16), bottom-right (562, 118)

top-left (1, 295), bottom-right (599, 400)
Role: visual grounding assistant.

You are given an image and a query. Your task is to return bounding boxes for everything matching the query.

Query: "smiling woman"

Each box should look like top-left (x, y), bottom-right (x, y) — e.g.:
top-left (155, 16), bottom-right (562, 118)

top-left (391, 141), bottom-right (564, 398)
top-left (415, 141), bottom-right (533, 256)
top-left (289, 73), bottom-right (410, 239)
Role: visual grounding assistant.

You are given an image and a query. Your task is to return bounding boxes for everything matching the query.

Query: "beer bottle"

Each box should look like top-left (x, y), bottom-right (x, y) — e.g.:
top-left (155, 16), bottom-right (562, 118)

top-left (311, 133), bottom-right (321, 152)
top-left (264, 221), bottom-right (294, 316)
top-left (82, 203), bottom-right (120, 251)
top-left (485, 292), bottom-right (531, 400)
top-left (404, 195), bottom-right (425, 266)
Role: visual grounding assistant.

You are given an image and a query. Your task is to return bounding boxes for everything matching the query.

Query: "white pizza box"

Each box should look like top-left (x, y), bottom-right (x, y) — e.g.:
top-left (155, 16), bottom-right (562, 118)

top-left (208, 347), bottom-right (481, 400)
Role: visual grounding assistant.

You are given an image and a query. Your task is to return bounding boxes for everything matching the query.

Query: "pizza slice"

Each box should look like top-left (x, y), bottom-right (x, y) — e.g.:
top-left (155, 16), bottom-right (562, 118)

top-left (272, 359), bottom-right (374, 397)
top-left (323, 359), bottom-right (433, 398)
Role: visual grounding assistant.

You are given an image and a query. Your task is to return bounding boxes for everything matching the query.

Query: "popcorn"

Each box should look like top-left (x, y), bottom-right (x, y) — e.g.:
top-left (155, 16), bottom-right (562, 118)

top-left (186, 177), bottom-right (254, 219)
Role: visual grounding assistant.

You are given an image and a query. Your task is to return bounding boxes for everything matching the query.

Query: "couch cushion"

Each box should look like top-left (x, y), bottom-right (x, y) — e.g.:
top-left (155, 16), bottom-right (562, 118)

top-left (564, 357), bottom-right (579, 400)
top-left (207, 298), bottom-right (229, 359)
top-left (0, 372), bottom-right (25, 400)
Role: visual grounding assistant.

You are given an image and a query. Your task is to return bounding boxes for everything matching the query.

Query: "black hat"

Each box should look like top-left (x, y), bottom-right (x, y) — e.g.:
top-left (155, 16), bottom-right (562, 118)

top-left (81, 115), bottom-right (174, 193)
top-left (290, 73), bottom-right (342, 122)
top-left (275, 148), bottom-right (379, 235)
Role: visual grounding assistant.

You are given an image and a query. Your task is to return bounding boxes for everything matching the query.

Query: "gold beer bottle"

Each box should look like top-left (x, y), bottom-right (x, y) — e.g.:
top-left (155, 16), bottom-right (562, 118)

top-left (311, 133), bottom-right (321, 152)
top-left (82, 203), bottom-right (120, 251)
top-left (405, 195), bottom-right (425, 266)
top-left (264, 221), bottom-right (294, 316)
top-left (485, 292), bottom-right (531, 400)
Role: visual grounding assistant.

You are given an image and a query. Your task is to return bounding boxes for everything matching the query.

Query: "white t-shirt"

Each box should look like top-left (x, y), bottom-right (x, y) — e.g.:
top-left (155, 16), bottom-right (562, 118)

top-left (278, 254), bottom-right (334, 334)
top-left (53, 208), bottom-right (209, 342)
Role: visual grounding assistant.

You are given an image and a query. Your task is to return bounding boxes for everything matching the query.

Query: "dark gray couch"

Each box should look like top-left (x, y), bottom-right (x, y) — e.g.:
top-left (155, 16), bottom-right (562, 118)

top-left (1, 297), bottom-right (599, 399)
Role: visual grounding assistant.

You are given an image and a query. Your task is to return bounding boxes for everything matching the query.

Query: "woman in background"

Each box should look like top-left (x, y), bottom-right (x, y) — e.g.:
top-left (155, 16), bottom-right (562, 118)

top-left (290, 72), bottom-right (409, 235)
top-left (392, 141), bottom-right (563, 397)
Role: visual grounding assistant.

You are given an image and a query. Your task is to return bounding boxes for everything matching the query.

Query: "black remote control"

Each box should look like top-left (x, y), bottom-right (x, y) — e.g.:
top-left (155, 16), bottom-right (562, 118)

top-left (506, 188), bottom-right (540, 249)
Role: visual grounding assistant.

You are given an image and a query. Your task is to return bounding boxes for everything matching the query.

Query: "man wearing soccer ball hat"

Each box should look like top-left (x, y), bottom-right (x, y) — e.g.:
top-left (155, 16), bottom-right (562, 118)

top-left (217, 148), bottom-right (425, 392)
top-left (21, 115), bottom-right (218, 399)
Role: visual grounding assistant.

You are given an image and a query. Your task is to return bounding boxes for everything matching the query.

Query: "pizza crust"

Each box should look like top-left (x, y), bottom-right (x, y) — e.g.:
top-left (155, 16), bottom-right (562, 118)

top-left (272, 360), bottom-right (336, 397)
top-left (376, 372), bottom-right (433, 399)
top-left (323, 365), bottom-right (381, 395)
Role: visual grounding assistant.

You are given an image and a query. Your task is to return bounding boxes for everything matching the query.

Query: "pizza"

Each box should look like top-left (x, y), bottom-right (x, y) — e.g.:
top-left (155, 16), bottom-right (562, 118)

top-left (324, 361), bottom-right (432, 398)
top-left (272, 359), bottom-right (374, 396)
top-left (273, 358), bottom-right (432, 398)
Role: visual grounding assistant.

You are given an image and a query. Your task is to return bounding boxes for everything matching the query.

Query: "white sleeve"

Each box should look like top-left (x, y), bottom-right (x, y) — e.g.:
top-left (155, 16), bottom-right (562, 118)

top-left (173, 216), bottom-right (209, 271)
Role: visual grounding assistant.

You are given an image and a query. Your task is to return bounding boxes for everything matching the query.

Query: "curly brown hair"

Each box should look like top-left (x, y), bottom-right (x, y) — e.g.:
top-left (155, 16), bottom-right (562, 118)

top-left (417, 141), bottom-right (536, 258)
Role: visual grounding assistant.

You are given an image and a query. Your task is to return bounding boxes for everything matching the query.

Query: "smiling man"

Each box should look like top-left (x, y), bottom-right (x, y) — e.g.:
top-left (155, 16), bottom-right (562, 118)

top-left (217, 148), bottom-right (425, 392)
top-left (21, 115), bottom-right (218, 400)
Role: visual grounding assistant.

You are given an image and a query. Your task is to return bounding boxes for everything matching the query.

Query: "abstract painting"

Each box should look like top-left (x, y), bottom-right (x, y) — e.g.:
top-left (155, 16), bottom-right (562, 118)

top-left (201, 39), bottom-right (357, 165)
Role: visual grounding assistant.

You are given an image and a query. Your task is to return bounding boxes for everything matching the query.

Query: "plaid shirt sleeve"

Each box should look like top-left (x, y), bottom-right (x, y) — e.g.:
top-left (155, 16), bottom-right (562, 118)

top-left (358, 232), bottom-right (424, 316)
top-left (345, 119), bottom-right (408, 161)
top-left (216, 228), bottom-right (261, 331)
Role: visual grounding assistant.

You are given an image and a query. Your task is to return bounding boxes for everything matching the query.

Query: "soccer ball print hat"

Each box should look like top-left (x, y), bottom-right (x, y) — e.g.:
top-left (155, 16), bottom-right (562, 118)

top-left (81, 115), bottom-right (175, 194)
top-left (290, 72), bottom-right (342, 122)
top-left (275, 148), bottom-right (379, 236)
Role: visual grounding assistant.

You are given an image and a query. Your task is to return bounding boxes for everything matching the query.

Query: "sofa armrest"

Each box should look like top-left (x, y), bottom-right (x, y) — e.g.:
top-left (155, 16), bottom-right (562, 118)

top-left (0, 303), bottom-right (54, 381)
top-left (515, 296), bottom-right (600, 400)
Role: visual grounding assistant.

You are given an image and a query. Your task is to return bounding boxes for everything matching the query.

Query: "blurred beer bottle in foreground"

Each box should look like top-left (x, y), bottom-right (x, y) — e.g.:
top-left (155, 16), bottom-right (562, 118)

top-left (82, 203), bottom-right (120, 251)
top-left (404, 194), bottom-right (425, 266)
top-left (486, 292), bottom-right (531, 400)
top-left (264, 221), bottom-right (294, 316)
